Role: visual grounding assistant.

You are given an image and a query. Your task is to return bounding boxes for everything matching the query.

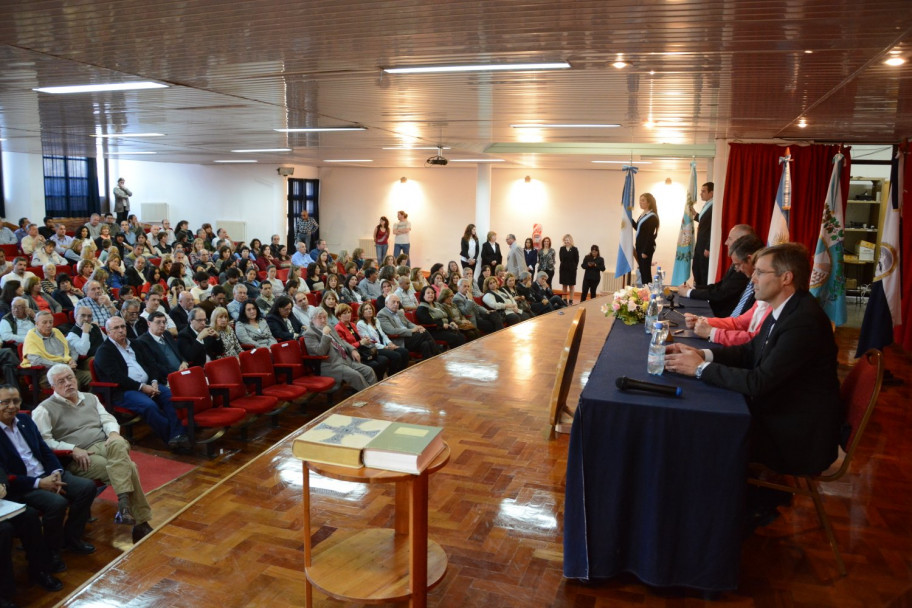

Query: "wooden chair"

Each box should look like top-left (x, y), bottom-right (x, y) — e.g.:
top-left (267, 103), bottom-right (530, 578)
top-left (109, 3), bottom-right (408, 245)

top-left (167, 366), bottom-right (248, 456)
top-left (748, 348), bottom-right (884, 576)
top-left (548, 307), bottom-right (586, 436)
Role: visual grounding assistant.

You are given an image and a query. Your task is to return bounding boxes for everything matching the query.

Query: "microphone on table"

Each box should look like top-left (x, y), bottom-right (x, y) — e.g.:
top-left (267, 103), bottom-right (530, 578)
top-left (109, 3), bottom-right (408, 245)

top-left (616, 376), bottom-right (683, 397)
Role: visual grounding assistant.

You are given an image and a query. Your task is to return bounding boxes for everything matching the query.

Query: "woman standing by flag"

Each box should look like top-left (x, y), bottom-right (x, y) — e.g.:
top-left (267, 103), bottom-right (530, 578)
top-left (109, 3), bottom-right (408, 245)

top-left (633, 193), bottom-right (660, 285)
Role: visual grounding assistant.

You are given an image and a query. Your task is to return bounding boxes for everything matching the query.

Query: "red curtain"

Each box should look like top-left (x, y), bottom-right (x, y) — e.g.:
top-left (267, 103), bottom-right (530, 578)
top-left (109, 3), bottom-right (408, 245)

top-left (897, 141), bottom-right (912, 350)
top-left (718, 143), bottom-right (850, 278)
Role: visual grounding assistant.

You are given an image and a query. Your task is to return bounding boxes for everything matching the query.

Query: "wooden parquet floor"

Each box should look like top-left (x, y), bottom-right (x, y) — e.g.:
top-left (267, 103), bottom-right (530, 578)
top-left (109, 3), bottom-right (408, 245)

top-left (12, 297), bottom-right (912, 607)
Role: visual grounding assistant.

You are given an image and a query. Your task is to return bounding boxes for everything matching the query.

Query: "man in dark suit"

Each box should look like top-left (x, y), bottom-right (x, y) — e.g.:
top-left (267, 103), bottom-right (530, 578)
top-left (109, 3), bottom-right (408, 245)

top-left (0, 385), bottom-right (97, 566)
top-left (666, 243), bottom-right (842, 476)
top-left (0, 464), bottom-right (63, 599)
top-left (137, 311), bottom-right (188, 375)
top-left (677, 224), bottom-right (753, 317)
top-left (121, 300), bottom-right (148, 340)
top-left (169, 291), bottom-right (195, 332)
top-left (177, 307), bottom-right (216, 368)
top-left (94, 317), bottom-right (190, 451)
top-left (691, 182), bottom-right (714, 287)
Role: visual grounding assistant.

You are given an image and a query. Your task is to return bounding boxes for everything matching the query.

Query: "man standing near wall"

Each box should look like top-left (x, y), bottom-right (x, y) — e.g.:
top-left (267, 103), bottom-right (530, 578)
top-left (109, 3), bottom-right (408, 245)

top-left (294, 209), bottom-right (319, 250)
top-left (113, 178), bottom-right (132, 223)
top-left (691, 182), bottom-right (714, 287)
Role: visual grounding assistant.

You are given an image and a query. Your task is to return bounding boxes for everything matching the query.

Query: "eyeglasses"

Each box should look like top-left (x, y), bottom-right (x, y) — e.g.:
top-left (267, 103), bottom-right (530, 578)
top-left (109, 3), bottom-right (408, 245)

top-left (0, 398), bottom-right (22, 408)
top-left (752, 268), bottom-right (777, 277)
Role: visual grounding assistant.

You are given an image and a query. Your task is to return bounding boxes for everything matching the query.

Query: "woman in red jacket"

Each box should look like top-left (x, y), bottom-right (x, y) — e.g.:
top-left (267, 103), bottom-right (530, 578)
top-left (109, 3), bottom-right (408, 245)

top-left (334, 303), bottom-right (389, 380)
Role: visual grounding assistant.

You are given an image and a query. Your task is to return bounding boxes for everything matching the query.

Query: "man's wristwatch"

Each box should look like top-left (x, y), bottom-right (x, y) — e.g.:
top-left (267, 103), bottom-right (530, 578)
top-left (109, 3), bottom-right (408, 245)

top-left (695, 361), bottom-right (710, 379)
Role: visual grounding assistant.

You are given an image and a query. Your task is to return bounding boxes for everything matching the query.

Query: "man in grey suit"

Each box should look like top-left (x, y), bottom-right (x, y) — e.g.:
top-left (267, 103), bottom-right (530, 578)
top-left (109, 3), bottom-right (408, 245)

top-left (302, 308), bottom-right (376, 392)
top-left (453, 279), bottom-right (503, 334)
top-left (376, 294), bottom-right (439, 359)
top-left (505, 234), bottom-right (524, 278)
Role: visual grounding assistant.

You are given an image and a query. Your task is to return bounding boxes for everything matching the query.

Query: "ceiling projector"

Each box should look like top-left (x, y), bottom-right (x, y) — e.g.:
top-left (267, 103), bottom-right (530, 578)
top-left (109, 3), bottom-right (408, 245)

top-left (426, 147), bottom-right (448, 166)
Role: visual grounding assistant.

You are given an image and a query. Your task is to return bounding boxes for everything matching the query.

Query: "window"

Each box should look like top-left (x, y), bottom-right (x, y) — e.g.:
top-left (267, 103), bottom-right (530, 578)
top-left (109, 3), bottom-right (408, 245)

top-left (43, 155), bottom-right (101, 217)
top-left (286, 178), bottom-right (320, 245)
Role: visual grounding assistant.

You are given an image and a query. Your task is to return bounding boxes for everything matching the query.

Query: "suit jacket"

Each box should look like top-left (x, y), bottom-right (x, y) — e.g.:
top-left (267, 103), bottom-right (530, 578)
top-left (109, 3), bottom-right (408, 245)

top-left (0, 413), bottom-right (64, 496)
top-left (52, 288), bottom-right (79, 312)
top-left (137, 331), bottom-right (185, 374)
top-left (125, 316), bottom-right (149, 341)
top-left (692, 202), bottom-right (712, 285)
top-left (506, 243), bottom-right (525, 278)
top-left (170, 305), bottom-right (192, 331)
top-left (480, 242), bottom-right (502, 271)
top-left (701, 290), bottom-right (841, 475)
top-left (688, 264), bottom-right (749, 317)
top-left (176, 326), bottom-right (208, 368)
top-left (94, 337), bottom-right (168, 399)
top-left (633, 214), bottom-right (659, 258)
top-left (266, 313), bottom-right (302, 343)
top-left (376, 307), bottom-right (419, 347)
top-left (302, 325), bottom-right (357, 374)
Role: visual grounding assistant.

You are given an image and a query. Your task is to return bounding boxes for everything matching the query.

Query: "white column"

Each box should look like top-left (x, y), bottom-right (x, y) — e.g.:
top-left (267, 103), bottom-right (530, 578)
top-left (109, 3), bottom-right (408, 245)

top-left (475, 164), bottom-right (492, 236)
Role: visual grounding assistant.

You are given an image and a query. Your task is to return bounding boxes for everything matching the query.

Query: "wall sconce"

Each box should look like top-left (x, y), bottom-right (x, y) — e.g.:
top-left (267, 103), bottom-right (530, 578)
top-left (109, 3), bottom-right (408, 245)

top-left (665, 177), bottom-right (672, 185)
top-left (400, 177), bottom-right (408, 183)
top-left (524, 175), bottom-right (531, 183)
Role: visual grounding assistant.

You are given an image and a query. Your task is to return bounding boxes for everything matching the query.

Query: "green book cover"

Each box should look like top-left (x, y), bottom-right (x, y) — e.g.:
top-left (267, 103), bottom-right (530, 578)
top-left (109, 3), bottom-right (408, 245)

top-left (362, 422), bottom-right (444, 473)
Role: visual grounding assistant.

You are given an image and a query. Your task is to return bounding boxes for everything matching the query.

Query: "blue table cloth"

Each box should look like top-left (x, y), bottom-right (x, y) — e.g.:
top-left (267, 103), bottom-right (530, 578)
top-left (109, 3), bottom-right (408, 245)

top-left (563, 298), bottom-right (751, 591)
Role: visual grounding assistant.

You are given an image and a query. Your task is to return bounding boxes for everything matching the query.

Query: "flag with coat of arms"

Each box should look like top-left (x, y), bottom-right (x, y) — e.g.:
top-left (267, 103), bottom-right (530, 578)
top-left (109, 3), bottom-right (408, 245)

top-left (671, 160), bottom-right (698, 285)
top-left (809, 153), bottom-right (847, 326)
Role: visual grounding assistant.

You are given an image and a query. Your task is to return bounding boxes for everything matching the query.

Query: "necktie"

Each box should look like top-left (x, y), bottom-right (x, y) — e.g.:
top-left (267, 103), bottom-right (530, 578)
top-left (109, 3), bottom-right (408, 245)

top-left (157, 337), bottom-right (182, 371)
top-left (730, 282), bottom-right (754, 317)
top-left (755, 315), bottom-right (776, 364)
top-left (328, 334), bottom-right (348, 359)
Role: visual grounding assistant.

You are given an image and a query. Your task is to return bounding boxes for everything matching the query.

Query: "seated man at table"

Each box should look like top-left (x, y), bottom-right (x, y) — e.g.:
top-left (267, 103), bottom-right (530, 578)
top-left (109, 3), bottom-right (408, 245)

top-left (676, 224), bottom-right (754, 317)
top-left (665, 244), bottom-right (841, 521)
top-left (32, 364), bottom-right (154, 543)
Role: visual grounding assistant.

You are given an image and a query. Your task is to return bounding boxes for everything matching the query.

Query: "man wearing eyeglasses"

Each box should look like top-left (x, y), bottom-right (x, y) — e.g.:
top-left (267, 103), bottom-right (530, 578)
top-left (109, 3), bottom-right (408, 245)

top-left (33, 364), bottom-right (154, 544)
top-left (93, 317), bottom-right (190, 452)
top-left (665, 243), bottom-right (842, 526)
top-left (676, 224), bottom-right (754, 317)
top-left (0, 384), bottom-right (97, 565)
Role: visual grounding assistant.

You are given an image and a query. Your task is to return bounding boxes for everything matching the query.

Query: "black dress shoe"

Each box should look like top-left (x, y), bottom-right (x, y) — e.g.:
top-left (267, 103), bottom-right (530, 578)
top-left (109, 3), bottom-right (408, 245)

top-left (31, 571), bottom-right (63, 592)
top-left (65, 540), bottom-right (96, 554)
top-left (132, 521), bottom-right (154, 543)
top-left (49, 553), bottom-right (67, 573)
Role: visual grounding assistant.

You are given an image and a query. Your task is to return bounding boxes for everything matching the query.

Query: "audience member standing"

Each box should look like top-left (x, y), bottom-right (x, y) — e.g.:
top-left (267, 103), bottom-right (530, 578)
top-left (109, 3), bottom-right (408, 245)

top-left (579, 245), bottom-right (606, 302)
top-left (459, 224), bottom-right (479, 272)
top-left (113, 178), bottom-right (132, 223)
top-left (294, 209), bottom-right (319, 250)
top-left (392, 210), bottom-right (411, 261)
top-left (558, 234), bottom-right (580, 305)
top-left (374, 216), bottom-right (390, 262)
top-left (633, 192), bottom-right (660, 285)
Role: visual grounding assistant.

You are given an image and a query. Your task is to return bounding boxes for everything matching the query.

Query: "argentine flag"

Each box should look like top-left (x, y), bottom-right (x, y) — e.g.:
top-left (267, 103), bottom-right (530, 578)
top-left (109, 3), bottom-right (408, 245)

top-left (767, 154), bottom-right (792, 246)
top-left (615, 165), bottom-right (637, 279)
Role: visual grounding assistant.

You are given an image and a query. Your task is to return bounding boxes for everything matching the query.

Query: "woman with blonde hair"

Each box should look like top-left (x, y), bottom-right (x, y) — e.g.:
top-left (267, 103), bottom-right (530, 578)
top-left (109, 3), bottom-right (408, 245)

top-left (206, 306), bottom-right (242, 359)
top-left (634, 192), bottom-right (660, 285)
top-left (558, 233), bottom-right (579, 304)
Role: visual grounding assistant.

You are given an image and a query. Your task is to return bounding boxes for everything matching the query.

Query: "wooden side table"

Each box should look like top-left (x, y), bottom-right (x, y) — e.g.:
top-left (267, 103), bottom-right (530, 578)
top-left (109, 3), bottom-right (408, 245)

top-left (301, 443), bottom-right (450, 607)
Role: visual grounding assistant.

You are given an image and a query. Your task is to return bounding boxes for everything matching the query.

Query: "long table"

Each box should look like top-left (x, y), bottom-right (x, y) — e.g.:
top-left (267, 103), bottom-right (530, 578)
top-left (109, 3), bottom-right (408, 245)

top-left (563, 298), bottom-right (751, 591)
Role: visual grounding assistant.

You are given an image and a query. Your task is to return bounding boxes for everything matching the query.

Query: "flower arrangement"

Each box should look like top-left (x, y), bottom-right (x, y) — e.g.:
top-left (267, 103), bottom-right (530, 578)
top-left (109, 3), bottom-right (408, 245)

top-left (601, 285), bottom-right (651, 325)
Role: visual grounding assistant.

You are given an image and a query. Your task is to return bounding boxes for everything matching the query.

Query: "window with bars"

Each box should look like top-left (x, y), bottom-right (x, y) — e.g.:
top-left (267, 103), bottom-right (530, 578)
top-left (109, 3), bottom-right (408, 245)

top-left (43, 155), bottom-right (101, 217)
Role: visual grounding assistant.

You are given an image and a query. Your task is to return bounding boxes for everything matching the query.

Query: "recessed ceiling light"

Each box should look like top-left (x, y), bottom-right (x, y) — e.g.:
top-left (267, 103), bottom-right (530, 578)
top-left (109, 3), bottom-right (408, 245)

top-left (383, 62), bottom-right (570, 74)
top-left (274, 127), bottom-right (366, 132)
top-left (231, 148), bottom-right (292, 153)
top-left (91, 133), bottom-right (165, 138)
top-left (804, 49), bottom-right (814, 54)
top-left (450, 159), bottom-right (505, 163)
top-left (591, 160), bottom-right (652, 165)
top-left (511, 123), bottom-right (621, 128)
top-left (106, 151), bottom-right (158, 156)
top-left (214, 160), bottom-right (258, 163)
top-left (797, 118), bottom-right (808, 128)
top-left (643, 120), bottom-right (655, 129)
top-left (382, 146), bottom-right (451, 150)
top-left (323, 159), bottom-right (373, 163)
top-left (33, 82), bottom-right (168, 94)
top-left (612, 61), bottom-right (628, 69)
top-left (884, 56), bottom-right (906, 66)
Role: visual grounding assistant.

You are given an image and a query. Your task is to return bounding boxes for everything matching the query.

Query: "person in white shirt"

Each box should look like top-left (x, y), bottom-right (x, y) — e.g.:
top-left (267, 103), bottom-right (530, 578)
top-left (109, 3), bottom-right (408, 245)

top-left (49, 224), bottom-right (81, 263)
top-left (20, 224), bottom-right (46, 256)
top-left (291, 291), bottom-right (313, 328)
top-left (140, 292), bottom-right (178, 336)
top-left (31, 241), bottom-right (66, 268)
top-left (0, 257), bottom-right (37, 289)
top-left (0, 219), bottom-right (19, 245)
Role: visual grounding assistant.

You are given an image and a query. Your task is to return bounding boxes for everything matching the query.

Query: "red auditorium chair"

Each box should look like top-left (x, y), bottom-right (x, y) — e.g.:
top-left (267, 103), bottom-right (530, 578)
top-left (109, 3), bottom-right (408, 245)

top-left (88, 359), bottom-right (142, 441)
top-left (204, 357), bottom-right (282, 425)
top-left (239, 348), bottom-right (308, 408)
top-left (269, 340), bottom-right (335, 395)
top-left (168, 366), bottom-right (248, 457)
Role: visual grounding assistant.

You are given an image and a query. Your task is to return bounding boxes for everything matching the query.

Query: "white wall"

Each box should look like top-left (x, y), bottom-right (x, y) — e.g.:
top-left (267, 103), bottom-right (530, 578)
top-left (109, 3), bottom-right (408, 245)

top-left (2, 151), bottom-right (46, 224)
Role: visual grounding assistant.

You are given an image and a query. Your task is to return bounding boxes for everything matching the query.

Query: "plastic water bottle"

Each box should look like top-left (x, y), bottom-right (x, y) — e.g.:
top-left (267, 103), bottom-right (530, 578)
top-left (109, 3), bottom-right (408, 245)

top-left (654, 266), bottom-right (664, 291)
top-left (647, 322), bottom-right (665, 375)
top-left (645, 294), bottom-right (659, 334)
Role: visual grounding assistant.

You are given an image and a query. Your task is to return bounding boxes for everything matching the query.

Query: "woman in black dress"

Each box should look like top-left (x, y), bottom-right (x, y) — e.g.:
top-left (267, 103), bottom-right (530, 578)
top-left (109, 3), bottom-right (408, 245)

top-left (633, 192), bottom-right (660, 285)
top-left (558, 234), bottom-right (579, 304)
top-left (579, 244), bottom-right (606, 302)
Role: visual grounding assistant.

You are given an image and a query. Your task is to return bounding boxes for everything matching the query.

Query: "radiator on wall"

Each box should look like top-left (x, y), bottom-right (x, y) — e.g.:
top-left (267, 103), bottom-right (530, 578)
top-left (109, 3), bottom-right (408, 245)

top-left (140, 203), bottom-right (170, 222)
top-left (217, 220), bottom-right (247, 244)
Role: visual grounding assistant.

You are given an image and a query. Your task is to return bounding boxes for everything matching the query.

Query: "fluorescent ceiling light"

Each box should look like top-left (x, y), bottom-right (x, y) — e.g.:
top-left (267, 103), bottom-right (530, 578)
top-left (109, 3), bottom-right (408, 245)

top-left (383, 62), bottom-right (570, 74)
top-left (106, 151), bottom-right (157, 156)
top-left (214, 160), bottom-right (258, 163)
top-left (231, 148), bottom-right (291, 153)
top-left (450, 159), bottom-right (505, 163)
top-left (591, 160), bottom-right (651, 164)
top-left (512, 123), bottom-right (620, 128)
top-left (91, 133), bottom-right (164, 138)
top-left (323, 159), bottom-right (373, 163)
top-left (274, 127), bottom-right (366, 132)
top-left (33, 82), bottom-right (168, 94)
top-left (884, 56), bottom-right (905, 66)
top-left (382, 146), bottom-right (451, 150)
